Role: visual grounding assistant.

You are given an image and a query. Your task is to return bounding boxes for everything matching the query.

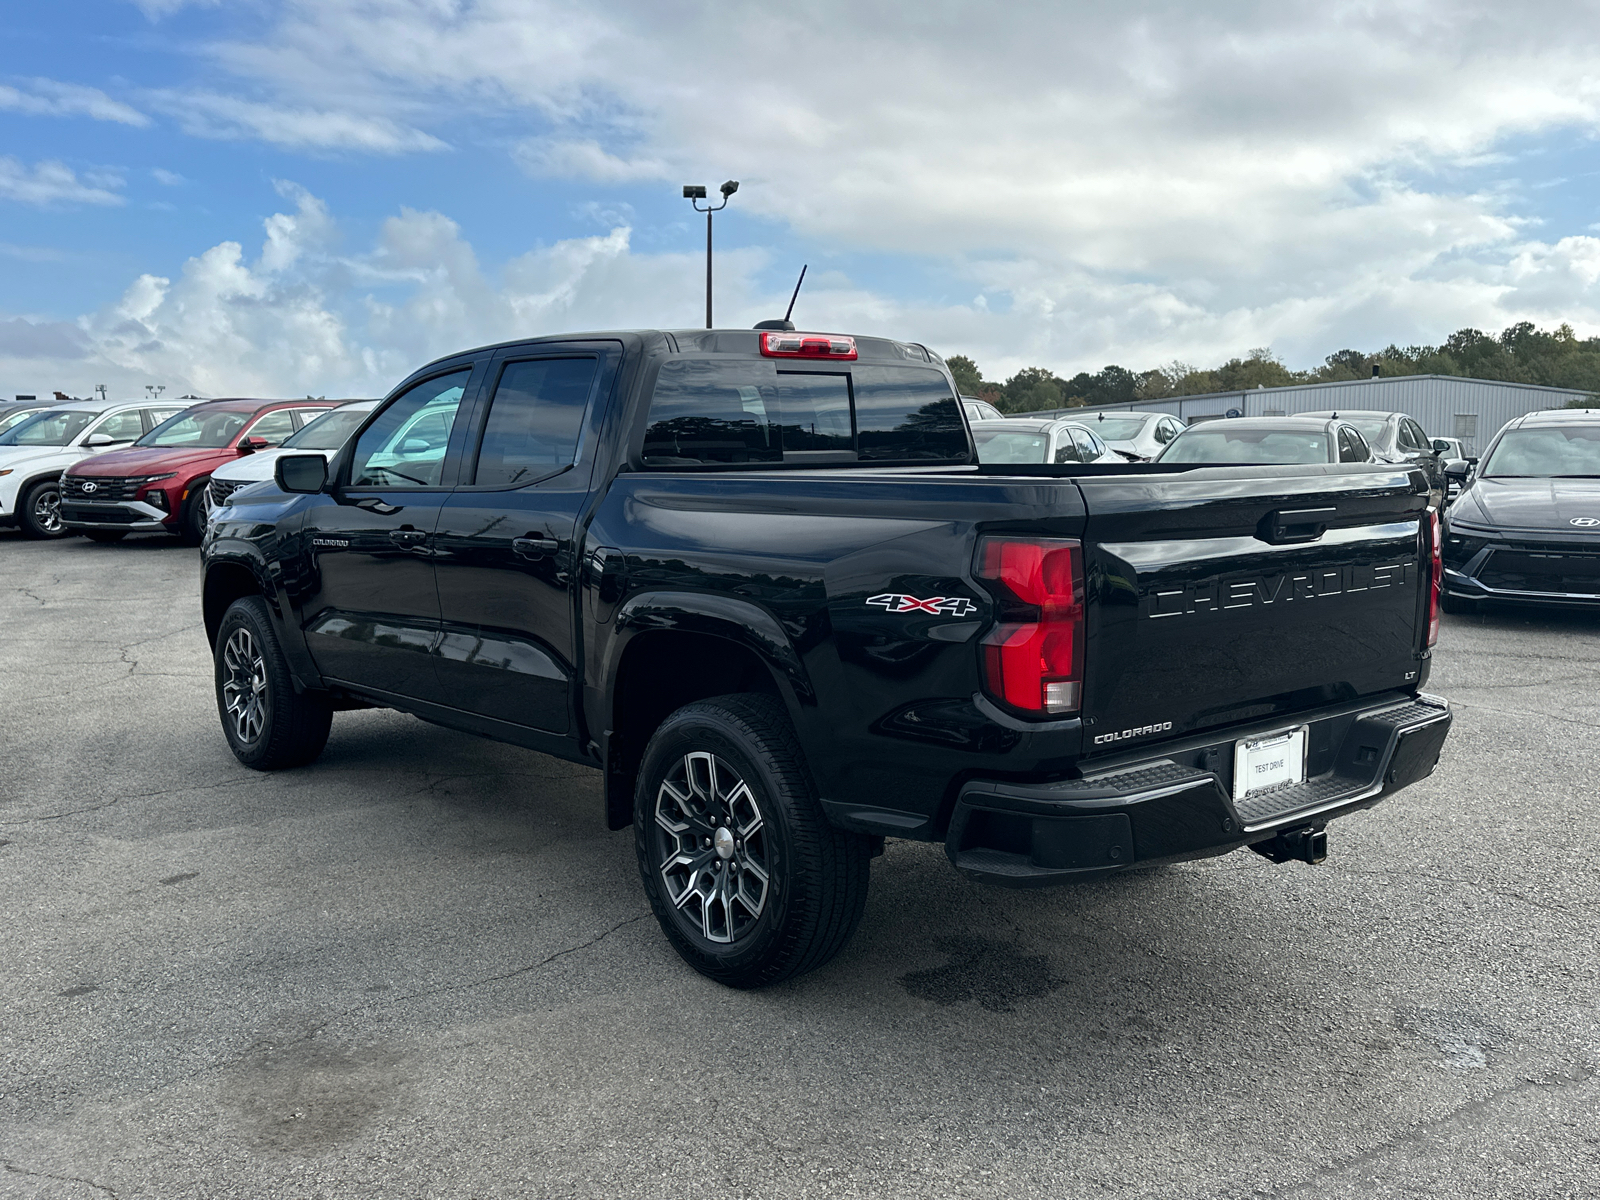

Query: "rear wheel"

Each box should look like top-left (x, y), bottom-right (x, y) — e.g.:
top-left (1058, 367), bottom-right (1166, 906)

top-left (84, 530), bottom-right (127, 544)
top-left (18, 478), bottom-right (67, 539)
top-left (214, 596), bottom-right (332, 770)
top-left (634, 693), bottom-right (872, 988)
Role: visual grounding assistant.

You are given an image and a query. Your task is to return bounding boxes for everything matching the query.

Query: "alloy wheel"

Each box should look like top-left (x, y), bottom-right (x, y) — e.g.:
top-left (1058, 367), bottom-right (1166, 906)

top-left (33, 486), bottom-right (62, 535)
top-left (654, 751), bottom-right (771, 944)
top-left (221, 627), bottom-right (268, 744)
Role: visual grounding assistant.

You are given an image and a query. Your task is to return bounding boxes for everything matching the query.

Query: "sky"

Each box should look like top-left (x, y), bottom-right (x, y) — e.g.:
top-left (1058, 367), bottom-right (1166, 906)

top-left (6, 0), bottom-right (1600, 400)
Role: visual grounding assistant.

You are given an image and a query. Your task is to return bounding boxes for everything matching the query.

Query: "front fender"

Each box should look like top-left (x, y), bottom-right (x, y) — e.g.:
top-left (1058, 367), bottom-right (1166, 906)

top-left (202, 534), bottom-right (323, 691)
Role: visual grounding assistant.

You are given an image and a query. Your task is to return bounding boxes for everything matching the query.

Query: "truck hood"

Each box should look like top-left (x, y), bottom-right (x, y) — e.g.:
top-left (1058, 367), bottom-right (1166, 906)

top-left (71, 446), bottom-right (235, 477)
top-left (1450, 477), bottom-right (1600, 531)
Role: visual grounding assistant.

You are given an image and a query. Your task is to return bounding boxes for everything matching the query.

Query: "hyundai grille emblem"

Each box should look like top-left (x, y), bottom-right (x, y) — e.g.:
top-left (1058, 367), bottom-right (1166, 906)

top-left (1570, 517), bottom-right (1600, 527)
top-left (81, 482), bottom-right (97, 494)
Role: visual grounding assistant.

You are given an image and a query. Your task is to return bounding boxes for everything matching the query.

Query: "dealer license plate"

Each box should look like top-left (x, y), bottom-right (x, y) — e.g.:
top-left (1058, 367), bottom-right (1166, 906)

top-left (1232, 726), bottom-right (1307, 801)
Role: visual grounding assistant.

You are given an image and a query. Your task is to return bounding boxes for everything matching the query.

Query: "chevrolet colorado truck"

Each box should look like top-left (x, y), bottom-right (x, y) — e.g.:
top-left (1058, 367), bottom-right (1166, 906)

top-left (200, 328), bottom-right (1452, 987)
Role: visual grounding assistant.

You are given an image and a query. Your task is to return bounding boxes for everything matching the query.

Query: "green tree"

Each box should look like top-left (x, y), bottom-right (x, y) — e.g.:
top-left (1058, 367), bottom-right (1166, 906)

top-left (946, 354), bottom-right (984, 396)
top-left (1002, 366), bottom-right (1066, 413)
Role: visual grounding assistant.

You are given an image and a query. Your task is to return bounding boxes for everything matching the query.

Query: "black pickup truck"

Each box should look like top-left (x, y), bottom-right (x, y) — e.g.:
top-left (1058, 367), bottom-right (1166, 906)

top-left (201, 328), bottom-right (1452, 987)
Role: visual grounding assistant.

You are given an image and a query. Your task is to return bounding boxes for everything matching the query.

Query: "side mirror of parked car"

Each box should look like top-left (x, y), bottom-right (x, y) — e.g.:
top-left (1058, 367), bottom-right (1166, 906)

top-left (83, 433), bottom-right (129, 447)
top-left (237, 436), bottom-right (272, 454)
top-left (275, 454), bottom-right (328, 494)
top-left (1443, 460), bottom-right (1472, 481)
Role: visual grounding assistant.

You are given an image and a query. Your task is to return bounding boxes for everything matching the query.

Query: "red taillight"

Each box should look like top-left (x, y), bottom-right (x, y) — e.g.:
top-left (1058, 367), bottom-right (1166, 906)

top-left (759, 331), bottom-right (858, 360)
top-left (976, 537), bottom-right (1084, 715)
top-left (1426, 509), bottom-right (1442, 647)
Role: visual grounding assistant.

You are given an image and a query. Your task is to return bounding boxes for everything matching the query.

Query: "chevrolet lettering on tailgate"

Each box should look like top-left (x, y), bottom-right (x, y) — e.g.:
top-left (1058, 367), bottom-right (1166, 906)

top-left (1145, 561), bottom-right (1413, 619)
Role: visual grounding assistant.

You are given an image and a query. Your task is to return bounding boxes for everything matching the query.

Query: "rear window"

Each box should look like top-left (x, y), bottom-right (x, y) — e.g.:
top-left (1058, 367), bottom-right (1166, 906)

top-left (972, 428), bottom-right (1049, 464)
top-left (642, 359), bottom-right (965, 467)
top-left (1160, 429), bottom-right (1331, 465)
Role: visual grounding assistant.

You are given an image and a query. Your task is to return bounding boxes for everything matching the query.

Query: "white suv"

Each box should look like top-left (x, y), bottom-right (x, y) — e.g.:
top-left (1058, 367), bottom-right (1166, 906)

top-left (0, 399), bottom-right (189, 538)
top-left (205, 399), bottom-right (378, 518)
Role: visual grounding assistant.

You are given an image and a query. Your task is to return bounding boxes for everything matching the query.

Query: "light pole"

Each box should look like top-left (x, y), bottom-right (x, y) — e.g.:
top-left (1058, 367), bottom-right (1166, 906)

top-left (683, 180), bottom-right (738, 328)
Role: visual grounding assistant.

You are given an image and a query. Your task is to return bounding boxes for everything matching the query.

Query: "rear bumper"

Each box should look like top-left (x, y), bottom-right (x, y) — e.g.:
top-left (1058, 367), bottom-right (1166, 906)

top-left (59, 500), bottom-right (173, 533)
top-left (947, 693), bottom-right (1451, 887)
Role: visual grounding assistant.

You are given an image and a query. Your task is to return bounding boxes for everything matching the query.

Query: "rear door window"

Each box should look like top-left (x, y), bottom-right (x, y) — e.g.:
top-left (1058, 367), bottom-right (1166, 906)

top-left (1072, 427), bottom-right (1101, 460)
top-left (642, 359), bottom-right (964, 466)
top-left (472, 356), bottom-right (599, 485)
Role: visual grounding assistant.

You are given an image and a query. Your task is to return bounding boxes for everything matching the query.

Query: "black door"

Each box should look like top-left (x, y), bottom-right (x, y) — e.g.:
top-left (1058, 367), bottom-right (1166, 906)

top-left (299, 367), bottom-right (476, 701)
top-left (431, 346), bottom-right (617, 739)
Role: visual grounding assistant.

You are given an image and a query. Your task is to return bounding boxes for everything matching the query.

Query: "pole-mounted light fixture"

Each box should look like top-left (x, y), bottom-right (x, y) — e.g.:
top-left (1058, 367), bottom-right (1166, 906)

top-left (684, 181), bottom-right (739, 328)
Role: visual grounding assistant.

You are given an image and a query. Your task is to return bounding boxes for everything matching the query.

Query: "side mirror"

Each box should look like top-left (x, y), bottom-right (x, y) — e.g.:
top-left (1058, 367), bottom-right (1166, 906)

top-left (238, 436), bottom-right (271, 454)
top-left (1466, 456), bottom-right (1479, 466)
top-left (275, 453), bottom-right (328, 494)
top-left (84, 433), bottom-right (126, 447)
top-left (1444, 461), bottom-right (1471, 481)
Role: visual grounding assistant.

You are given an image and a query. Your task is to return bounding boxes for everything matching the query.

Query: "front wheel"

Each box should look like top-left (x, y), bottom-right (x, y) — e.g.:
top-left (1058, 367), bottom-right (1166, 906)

top-left (214, 596), bottom-right (332, 770)
top-left (179, 486), bottom-right (208, 545)
top-left (634, 693), bottom-right (872, 988)
top-left (18, 478), bottom-right (67, 538)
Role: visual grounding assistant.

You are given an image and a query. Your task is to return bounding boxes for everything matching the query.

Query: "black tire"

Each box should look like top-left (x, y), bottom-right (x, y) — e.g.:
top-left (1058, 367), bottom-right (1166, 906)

top-left (214, 596), bottom-right (332, 770)
top-left (1440, 592), bottom-right (1479, 616)
top-left (84, 530), bottom-right (127, 544)
top-left (18, 478), bottom-right (68, 539)
top-left (179, 486), bottom-right (209, 545)
top-left (634, 693), bottom-right (872, 988)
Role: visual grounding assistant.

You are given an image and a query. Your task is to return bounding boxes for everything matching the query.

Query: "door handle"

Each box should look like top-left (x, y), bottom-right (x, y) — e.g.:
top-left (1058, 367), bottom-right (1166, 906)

top-left (513, 536), bottom-right (559, 558)
top-left (389, 528), bottom-right (428, 547)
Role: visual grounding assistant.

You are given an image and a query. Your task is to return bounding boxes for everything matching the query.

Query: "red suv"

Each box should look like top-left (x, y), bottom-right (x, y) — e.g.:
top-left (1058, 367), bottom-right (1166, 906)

top-left (61, 398), bottom-right (339, 543)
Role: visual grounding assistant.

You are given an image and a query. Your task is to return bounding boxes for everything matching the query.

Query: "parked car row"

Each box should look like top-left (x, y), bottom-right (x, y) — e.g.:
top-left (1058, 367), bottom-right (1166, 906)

top-left (0, 395), bottom-right (360, 541)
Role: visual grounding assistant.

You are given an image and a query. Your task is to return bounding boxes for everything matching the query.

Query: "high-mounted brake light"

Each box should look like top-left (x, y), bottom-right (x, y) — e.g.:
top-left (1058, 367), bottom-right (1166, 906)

top-left (759, 331), bottom-right (858, 360)
top-left (1426, 509), bottom-right (1442, 648)
top-left (975, 537), bottom-right (1085, 715)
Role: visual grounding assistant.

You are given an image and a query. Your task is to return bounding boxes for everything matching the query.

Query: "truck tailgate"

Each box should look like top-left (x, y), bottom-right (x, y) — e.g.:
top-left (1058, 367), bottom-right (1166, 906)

top-left (1076, 465), bottom-right (1428, 752)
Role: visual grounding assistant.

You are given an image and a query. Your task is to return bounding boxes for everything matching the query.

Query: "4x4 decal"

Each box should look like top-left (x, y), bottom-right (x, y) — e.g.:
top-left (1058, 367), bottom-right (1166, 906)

top-left (867, 593), bottom-right (978, 616)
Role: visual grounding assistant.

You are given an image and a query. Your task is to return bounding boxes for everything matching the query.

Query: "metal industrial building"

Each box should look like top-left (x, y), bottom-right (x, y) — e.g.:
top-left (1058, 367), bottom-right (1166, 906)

top-left (1022, 374), bottom-right (1594, 456)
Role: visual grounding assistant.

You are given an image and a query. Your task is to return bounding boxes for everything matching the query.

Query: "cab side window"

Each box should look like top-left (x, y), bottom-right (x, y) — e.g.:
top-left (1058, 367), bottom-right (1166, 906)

top-left (472, 357), bottom-right (599, 485)
top-left (350, 370), bottom-right (470, 488)
top-left (244, 410), bottom-right (298, 445)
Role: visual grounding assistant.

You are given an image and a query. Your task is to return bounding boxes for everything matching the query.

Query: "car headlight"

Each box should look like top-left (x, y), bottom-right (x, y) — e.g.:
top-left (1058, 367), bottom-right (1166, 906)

top-left (0, 469), bottom-right (11, 477)
top-left (1443, 532), bottom-right (1487, 565)
top-left (131, 473), bottom-right (176, 484)
top-left (142, 489), bottom-right (169, 510)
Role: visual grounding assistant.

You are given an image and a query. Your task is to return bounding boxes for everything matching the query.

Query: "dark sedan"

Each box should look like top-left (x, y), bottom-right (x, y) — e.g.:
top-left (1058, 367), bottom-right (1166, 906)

top-left (1300, 409), bottom-right (1445, 501)
top-left (1441, 409), bottom-right (1600, 612)
top-left (1155, 416), bottom-right (1375, 465)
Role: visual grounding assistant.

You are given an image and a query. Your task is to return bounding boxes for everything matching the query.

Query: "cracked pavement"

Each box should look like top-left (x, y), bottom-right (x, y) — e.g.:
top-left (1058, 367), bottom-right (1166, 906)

top-left (1, 531), bottom-right (1597, 1199)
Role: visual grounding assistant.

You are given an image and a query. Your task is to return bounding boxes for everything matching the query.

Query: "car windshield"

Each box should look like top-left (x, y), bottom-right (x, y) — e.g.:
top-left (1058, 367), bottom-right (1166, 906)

top-left (138, 409), bottom-right (250, 448)
top-left (1161, 429), bottom-right (1330, 464)
top-left (1088, 416), bottom-right (1149, 440)
top-left (283, 405), bottom-right (373, 451)
top-left (0, 408), bottom-right (43, 435)
top-left (0, 410), bottom-right (96, 447)
top-left (1482, 427), bottom-right (1600, 477)
top-left (972, 429), bottom-right (1050, 463)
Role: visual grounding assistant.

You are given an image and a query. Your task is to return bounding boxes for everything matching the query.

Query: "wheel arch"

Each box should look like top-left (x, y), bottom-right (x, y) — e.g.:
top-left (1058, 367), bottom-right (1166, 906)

top-left (203, 559), bottom-right (270, 648)
top-left (600, 600), bottom-right (809, 831)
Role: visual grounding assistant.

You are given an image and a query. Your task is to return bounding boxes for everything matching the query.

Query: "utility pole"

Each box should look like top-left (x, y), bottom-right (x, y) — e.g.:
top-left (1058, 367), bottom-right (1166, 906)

top-left (683, 181), bottom-right (739, 328)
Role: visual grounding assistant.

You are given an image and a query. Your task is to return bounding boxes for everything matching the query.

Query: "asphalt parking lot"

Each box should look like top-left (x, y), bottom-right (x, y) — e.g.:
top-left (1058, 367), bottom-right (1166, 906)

top-left (2, 531), bottom-right (1597, 1200)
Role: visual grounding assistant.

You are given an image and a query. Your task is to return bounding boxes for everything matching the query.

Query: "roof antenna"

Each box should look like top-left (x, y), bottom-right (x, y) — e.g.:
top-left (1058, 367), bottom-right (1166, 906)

top-left (754, 264), bottom-right (807, 331)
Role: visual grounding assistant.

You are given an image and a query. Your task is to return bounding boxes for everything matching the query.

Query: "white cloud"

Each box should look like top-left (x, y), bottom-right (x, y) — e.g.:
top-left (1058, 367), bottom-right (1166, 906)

top-left (131, 0), bottom-right (219, 18)
top-left (514, 138), bottom-right (668, 183)
top-left (5, 183), bottom-right (1600, 406)
top-left (0, 78), bottom-right (150, 126)
top-left (146, 90), bottom-right (448, 153)
top-left (152, 0), bottom-right (1600, 374)
top-left (0, 158), bottom-right (125, 207)
top-left (150, 168), bottom-right (185, 186)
